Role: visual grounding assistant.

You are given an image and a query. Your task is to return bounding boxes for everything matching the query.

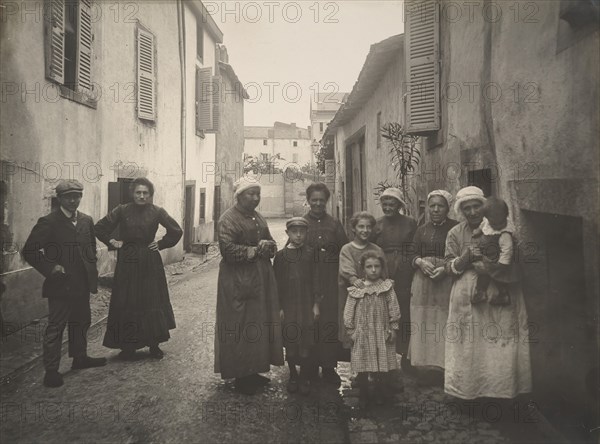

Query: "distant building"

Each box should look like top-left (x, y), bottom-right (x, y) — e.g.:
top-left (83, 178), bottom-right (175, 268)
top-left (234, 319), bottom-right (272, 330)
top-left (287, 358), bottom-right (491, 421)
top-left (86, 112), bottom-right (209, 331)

top-left (244, 122), bottom-right (311, 169)
top-left (310, 92), bottom-right (348, 144)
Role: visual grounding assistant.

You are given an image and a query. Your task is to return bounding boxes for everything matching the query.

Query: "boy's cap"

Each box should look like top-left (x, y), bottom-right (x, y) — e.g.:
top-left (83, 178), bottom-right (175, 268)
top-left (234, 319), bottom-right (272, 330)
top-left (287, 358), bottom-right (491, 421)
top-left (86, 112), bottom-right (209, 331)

top-left (55, 180), bottom-right (84, 196)
top-left (286, 217), bottom-right (308, 229)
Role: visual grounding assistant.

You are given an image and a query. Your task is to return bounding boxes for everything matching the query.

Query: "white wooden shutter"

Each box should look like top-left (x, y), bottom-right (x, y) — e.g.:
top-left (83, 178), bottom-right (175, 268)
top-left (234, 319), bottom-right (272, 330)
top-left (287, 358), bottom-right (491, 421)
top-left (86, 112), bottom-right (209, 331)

top-left (196, 67), bottom-right (213, 131)
top-left (405, 0), bottom-right (440, 133)
top-left (76, 0), bottom-right (93, 94)
top-left (45, 0), bottom-right (65, 84)
top-left (210, 75), bottom-right (221, 133)
top-left (137, 28), bottom-right (156, 121)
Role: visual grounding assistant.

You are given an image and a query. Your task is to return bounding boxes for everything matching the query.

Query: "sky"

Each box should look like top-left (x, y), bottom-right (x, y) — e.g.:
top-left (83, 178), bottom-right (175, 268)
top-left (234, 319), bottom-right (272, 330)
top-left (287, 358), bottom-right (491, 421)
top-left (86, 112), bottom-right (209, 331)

top-left (212, 1), bottom-right (405, 128)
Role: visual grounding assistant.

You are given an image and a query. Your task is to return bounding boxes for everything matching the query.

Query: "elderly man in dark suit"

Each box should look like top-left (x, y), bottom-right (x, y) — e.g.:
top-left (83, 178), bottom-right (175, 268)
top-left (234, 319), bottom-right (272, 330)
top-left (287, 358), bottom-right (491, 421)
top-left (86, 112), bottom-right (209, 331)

top-left (23, 180), bottom-right (106, 388)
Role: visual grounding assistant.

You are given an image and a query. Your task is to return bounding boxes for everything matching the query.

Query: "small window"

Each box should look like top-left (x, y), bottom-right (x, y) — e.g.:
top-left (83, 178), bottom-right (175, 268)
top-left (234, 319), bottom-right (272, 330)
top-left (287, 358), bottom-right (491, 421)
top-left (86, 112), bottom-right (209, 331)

top-left (293, 141), bottom-right (298, 147)
top-left (196, 21), bottom-right (204, 62)
top-left (557, 0), bottom-right (599, 52)
top-left (560, 0), bottom-right (599, 26)
top-left (319, 122), bottom-right (324, 132)
top-left (293, 153), bottom-right (299, 163)
top-left (467, 169), bottom-right (493, 197)
top-left (376, 111), bottom-right (382, 149)
top-left (199, 188), bottom-right (206, 221)
top-left (263, 139), bottom-right (268, 146)
top-left (260, 153), bottom-right (269, 162)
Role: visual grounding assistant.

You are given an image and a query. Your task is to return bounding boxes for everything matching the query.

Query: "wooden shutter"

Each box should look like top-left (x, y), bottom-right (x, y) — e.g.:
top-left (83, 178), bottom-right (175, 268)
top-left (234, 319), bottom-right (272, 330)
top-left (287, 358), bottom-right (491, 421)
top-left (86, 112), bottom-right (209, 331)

top-left (210, 75), bottom-right (221, 133)
top-left (196, 67), bottom-right (213, 131)
top-left (405, 0), bottom-right (440, 133)
top-left (76, 0), bottom-right (93, 94)
top-left (137, 27), bottom-right (156, 121)
top-left (45, 0), bottom-right (65, 84)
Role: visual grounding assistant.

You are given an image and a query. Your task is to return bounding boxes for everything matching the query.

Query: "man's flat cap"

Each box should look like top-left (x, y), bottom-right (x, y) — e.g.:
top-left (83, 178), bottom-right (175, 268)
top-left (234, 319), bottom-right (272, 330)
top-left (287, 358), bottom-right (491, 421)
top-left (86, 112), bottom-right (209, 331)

top-left (55, 179), bottom-right (84, 196)
top-left (286, 217), bottom-right (308, 229)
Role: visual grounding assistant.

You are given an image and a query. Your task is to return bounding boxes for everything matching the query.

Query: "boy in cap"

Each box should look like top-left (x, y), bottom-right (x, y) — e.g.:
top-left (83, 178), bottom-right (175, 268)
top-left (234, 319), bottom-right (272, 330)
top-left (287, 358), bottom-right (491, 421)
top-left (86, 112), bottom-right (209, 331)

top-left (23, 179), bottom-right (106, 388)
top-left (273, 217), bottom-right (322, 395)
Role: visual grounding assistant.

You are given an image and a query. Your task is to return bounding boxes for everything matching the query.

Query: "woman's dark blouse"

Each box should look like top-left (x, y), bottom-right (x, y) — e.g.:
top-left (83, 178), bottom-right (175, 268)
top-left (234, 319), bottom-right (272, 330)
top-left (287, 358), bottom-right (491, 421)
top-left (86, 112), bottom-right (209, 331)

top-left (217, 204), bottom-right (274, 263)
top-left (95, 203), bottom-right (182, 249)
top-left (372, 213), bottom-right (417, 253)
top-left (410, 219), bottom-right (458, 262)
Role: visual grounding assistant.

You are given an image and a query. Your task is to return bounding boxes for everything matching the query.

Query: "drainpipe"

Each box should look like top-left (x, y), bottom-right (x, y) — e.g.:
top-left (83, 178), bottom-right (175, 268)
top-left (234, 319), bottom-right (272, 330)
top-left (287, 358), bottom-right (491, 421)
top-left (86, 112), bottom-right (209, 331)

top-left (177, 0), bottom-right (187, 229)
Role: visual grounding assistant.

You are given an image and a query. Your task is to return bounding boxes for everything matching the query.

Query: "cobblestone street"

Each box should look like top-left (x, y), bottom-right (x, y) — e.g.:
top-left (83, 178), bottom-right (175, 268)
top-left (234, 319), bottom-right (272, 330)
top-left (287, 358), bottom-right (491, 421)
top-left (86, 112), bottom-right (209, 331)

top-left (1, 220), bottom-right (554, 443)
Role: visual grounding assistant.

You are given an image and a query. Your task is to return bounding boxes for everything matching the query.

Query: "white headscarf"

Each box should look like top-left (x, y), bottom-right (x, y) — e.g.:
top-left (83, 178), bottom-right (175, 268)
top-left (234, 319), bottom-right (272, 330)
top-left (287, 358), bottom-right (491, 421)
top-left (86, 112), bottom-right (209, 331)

top-left (380, 187), bottom-right (406, 208)
top-left (427, 189), bottom-right (453, 208)
top-left (453, 186), bottom-right (486, 215)
top-left (233, 176), bottom-right (261, 200)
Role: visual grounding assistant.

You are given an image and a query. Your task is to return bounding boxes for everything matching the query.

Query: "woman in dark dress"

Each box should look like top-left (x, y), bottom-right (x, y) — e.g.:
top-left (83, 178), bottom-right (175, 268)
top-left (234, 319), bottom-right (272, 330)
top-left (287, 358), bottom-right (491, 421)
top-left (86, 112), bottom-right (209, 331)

top-left (371, 187), bottom-right (417, 371)
top-left (214, 177), bottom-right (283, 395)
top-left (408, 190), bottom-right (457, 385)
top-left (95, 177), bottom-right (183, 359)
top-left (303, 183), bottom-right (348, 386)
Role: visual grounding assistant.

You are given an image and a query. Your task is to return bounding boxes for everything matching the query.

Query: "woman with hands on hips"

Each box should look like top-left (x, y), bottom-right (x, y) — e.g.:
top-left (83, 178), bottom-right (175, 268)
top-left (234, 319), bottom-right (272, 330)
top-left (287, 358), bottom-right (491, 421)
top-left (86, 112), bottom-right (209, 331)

top-left (95, 177), bottom-right (182, 360)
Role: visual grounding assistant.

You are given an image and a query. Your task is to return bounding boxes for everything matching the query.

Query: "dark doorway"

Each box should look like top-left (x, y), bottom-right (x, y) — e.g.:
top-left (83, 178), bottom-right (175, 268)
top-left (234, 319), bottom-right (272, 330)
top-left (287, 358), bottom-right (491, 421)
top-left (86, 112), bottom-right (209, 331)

top-left (522, 211), bottom-right (595, 441)
top-left (213, 185), bottom-right (221, 240)
top-left (344, 146), bottom-right (353, 229)
top-left (358, 137), bottom-right (367, 211)
top-left (184, 184), bottom-right (195, 252)
top-left (107, 178), bottom-right (134, 241)
top-left (467, 168), bottom-right (493, 197)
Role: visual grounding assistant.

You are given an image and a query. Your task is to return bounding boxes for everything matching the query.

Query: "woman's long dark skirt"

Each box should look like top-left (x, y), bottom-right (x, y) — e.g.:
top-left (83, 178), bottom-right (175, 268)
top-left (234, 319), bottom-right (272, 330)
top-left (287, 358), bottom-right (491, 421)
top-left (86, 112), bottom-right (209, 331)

top-left (103, 244), bottom-right (176, 350)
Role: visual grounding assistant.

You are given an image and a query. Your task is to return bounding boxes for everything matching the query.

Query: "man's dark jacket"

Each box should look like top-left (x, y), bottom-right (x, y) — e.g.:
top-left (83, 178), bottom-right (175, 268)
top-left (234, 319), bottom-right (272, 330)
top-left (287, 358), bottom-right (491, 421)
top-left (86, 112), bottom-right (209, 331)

top-left (22, 210), bottom-right (99, 298)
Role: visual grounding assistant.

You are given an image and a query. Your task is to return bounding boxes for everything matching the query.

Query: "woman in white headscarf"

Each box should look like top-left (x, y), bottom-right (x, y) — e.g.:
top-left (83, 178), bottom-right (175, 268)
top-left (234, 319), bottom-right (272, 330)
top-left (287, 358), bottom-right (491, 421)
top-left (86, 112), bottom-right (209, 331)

top-left (214, 176), bottom-right (283, 395)
top-left (408, 190), bottom-right (458, 385)
top-left (443, 186), bottom-right (531, 399)
top-left (371, 187), bottom-right (417, 372)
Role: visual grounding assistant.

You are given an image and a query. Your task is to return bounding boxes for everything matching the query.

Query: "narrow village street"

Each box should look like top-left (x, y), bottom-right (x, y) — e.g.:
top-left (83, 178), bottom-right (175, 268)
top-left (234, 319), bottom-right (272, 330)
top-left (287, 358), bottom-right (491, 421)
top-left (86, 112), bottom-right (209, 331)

top-left (2, 1), bottom-right (598, 443)
top-left (1, 220), bottom-right (347, 444)
top-left (1, 220), bottom-right (551, 444)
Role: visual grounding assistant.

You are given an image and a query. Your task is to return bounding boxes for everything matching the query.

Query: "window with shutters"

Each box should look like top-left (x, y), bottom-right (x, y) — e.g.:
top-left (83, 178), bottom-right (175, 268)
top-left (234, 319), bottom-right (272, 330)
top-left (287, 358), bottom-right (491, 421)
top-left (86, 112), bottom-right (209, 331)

top-left (44, 0), bottom-right (95, 107)
top-left (293, 141), bottom-right (298, 147)
top-left (196, 68), bottom-right (219, 134)
top-left (405, 0), bottom-right (440, 134)
top-left (136, 26), bottom-right (156, 122)
top-left (211, 75), bottom-right (221, 133)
